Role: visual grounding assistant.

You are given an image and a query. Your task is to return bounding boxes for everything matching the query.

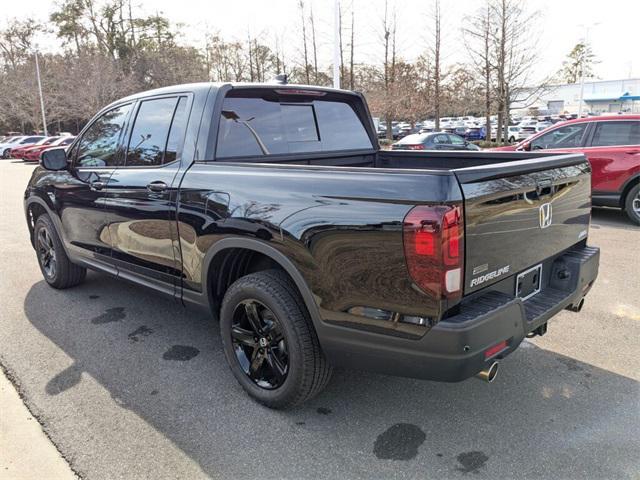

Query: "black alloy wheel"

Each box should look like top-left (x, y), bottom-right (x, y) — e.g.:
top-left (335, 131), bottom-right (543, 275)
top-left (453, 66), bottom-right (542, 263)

top-left (37, 226), bottom-right (57, 279)
top-left (33, 214), bottom-right (86, 289)
top-left (220, 269), bottom-right (332, 408)
top-left (231, 299), bottom-right (289, 389)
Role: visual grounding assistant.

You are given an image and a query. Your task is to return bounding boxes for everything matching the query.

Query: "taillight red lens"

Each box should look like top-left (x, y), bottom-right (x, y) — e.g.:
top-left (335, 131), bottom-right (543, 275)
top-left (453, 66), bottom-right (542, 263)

top-left (403, 204), bottom-right (464, 300)
top-left (407, 144), bottom-right (425, 150)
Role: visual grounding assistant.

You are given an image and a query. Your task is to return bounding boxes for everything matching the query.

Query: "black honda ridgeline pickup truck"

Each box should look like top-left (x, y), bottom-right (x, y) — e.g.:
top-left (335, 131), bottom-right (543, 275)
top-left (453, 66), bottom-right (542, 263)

top-left (25, 83), bottom-right (599, 408)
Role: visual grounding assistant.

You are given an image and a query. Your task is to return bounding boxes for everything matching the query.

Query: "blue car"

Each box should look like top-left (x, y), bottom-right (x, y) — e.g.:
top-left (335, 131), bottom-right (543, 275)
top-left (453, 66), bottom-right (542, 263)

top-left (464, 126), bottom-right (486, 141)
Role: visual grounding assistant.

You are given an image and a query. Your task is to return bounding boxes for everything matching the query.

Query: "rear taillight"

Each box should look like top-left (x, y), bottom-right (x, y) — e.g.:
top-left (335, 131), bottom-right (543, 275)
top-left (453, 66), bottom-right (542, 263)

top-left (406, 144), bottom-right (425, 150)
top-left (403, 204), bottom-right (464, 301)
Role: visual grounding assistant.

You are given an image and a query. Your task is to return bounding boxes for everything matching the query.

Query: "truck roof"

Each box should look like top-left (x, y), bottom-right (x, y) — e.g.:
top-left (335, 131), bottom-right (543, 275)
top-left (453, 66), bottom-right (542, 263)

top-left (114, 82), bottom-right (362, 106)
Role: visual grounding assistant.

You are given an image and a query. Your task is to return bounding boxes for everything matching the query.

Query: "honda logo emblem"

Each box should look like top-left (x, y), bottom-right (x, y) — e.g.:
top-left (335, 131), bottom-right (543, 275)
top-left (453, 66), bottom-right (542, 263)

top-left (539, 203), bottom-right (552, 229)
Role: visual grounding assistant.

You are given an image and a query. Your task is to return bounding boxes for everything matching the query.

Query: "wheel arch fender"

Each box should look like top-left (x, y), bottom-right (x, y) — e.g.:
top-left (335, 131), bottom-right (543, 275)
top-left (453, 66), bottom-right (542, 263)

top-left (201, 238), bottom-right (324, 330)
top-left (25, 196), bottom-right (69, 254)
top-left (620, 173), bottom-right (640, 208)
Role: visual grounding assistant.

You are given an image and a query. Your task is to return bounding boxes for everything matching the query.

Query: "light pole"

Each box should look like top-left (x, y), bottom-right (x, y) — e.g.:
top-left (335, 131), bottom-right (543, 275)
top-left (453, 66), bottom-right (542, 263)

top-left (577, 23), bottom-right (600, 118)
top-left (34, 50), bottom-right (48, 136)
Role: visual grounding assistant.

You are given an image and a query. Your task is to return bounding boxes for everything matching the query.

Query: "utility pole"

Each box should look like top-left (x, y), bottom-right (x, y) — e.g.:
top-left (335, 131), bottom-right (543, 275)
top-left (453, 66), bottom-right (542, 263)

top-left (333, 0), bottom-right (340, 88)
top-left (34, 50), bottom-right (48, 136)
top-left (577, 23), bottom-right (600, 118)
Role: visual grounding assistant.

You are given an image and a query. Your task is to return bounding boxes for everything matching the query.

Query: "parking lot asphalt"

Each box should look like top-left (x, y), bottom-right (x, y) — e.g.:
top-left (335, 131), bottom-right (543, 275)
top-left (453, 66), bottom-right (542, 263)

top-left (1, 160), bottom-right (639, 480)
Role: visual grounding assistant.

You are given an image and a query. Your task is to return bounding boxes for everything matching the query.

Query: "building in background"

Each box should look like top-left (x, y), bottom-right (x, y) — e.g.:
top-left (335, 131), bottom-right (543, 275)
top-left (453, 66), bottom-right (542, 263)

top-left (513, 78), bottom-right (640, 116)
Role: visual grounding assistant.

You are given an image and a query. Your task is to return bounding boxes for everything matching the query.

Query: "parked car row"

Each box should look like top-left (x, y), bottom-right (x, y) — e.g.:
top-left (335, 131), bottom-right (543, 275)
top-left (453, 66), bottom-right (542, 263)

top-left (391, 132), bottom-right (481, 151)
top-left (491, 115), bottom-right (640, 224)
top-left (0, 134), bottom-right (75, 161)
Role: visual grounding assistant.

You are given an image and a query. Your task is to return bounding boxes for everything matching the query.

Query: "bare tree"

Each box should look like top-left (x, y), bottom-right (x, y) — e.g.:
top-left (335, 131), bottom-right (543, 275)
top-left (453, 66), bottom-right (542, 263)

top-left (489, 0), bottom-right (541, 142)
top-left (338, 5), bottom-right (345, 86)
top-left (463, 1), bottom-right (492, 139)
top-left (349, 7), bottom-right (355, 90)
top-left (309, 4), bottom-right (319, 82)
top-left (381, 0), bottom-right (394, 139)
top-left (430, 0), bottom-right (442, 130)
top-left (298, 1), bottom-right (310, 84)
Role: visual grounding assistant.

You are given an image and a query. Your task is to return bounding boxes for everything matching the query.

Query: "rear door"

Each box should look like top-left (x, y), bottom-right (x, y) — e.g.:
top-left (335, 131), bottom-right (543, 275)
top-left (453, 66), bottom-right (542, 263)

top-left (431, 133), bottom-right (451, 150)
top-left (582, 120), bottom-right (640, 194)
top-left (455, 156), bottom-right (592, 294)
top-left (105, 95), bottom-right (191, 294)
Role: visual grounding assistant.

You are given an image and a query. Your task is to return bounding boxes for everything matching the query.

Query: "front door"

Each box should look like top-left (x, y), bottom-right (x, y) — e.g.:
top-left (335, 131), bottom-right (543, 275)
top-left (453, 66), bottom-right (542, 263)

top-left (105, 95), bottom-right (191, 295)
top-left (58, 103), bottom-right (133, 271)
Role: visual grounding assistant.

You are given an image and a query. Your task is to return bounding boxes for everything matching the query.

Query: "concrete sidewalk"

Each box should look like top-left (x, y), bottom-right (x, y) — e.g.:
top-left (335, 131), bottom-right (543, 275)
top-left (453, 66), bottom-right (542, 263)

top-left (0, 370), bottom-right (77, 480)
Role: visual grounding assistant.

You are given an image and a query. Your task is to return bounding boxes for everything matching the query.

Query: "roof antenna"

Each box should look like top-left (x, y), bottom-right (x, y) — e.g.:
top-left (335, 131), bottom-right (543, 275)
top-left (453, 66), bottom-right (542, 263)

top-left (270, 74), bottom-right (288, 85)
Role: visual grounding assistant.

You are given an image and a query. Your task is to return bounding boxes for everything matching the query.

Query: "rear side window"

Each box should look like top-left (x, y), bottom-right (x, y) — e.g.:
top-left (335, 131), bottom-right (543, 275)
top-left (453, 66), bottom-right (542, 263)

top-left (591, 121), bottom-right (640, 147)
top-left (126, 97), bottom-right (185, 167)
top-left (216, 95), bottom-right (372, 159)
top-left (164, 97), bottom-right (189, 164)
top-left (432, 134), bottom-right (449, 145)
top-left (448, 134), bottom-right (465, 145)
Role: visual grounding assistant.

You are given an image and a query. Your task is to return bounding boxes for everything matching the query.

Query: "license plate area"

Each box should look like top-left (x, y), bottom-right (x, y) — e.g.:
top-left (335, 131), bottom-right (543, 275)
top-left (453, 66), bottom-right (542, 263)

top-left (516, 264), bottom-right (542, 300)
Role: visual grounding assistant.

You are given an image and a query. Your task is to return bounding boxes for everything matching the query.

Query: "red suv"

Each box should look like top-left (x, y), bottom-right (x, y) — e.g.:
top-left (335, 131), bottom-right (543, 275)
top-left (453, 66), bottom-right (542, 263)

top-left (493, 115), bottom-right (640, 224)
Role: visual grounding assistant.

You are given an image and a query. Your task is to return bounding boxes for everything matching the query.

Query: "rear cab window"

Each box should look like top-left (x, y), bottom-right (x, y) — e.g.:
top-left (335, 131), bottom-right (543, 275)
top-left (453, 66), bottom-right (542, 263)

top-left (215, 89), bottom-right (373, 159)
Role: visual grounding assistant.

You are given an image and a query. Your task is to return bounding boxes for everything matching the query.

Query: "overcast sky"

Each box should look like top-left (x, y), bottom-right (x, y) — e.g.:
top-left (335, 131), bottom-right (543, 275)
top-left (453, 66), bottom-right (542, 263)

top-left (5, 0), bottom-right (639, 83)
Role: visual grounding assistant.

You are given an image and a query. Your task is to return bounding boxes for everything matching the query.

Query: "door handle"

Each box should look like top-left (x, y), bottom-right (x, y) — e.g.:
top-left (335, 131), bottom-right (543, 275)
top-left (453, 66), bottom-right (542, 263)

top-left (625, 149), bottom-right (640, 155)
top-left (90, 180), bottom-right (106, 191)
top-left (147, 181), bottom-right (168, 193)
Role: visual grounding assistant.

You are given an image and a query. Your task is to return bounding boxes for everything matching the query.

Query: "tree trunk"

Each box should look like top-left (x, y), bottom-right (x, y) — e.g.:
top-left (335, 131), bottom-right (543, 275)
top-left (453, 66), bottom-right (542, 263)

top-left (433, 0), bottom-right (441, 131)
top-left (299, 1), bottom-right (310, 84)
top-left (310, 5), bottom-right (318, 83)
top-left (349, 9), bottom-right (355, 90)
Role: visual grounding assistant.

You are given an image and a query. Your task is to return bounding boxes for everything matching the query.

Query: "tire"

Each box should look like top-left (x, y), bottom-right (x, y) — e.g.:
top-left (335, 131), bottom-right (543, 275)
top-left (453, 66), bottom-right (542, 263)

top-left (34, 214), bottom-right (86, 289)
top-left (624, 183), bottom-right (640, 225)
top-left (2, 148), bottom-right (10, 158)
top-left (220, 269), bottom-right (332, 408)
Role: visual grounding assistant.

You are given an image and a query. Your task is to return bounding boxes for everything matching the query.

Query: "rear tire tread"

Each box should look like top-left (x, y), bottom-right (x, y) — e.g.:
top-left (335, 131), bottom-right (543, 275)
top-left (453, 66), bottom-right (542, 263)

top-left (623, 183), bottom-right (640, 225)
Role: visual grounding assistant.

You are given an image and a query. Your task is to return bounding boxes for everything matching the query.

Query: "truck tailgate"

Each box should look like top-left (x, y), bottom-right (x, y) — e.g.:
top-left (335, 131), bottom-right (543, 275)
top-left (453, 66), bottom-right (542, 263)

top-left (454, 155), bottom-right (592, 295)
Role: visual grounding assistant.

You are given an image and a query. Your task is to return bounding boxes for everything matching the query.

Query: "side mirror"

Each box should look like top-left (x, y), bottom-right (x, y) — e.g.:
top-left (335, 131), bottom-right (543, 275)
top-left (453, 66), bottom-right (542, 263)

top-left (41, 148), bottom-right (68, 171)
top-left (517, 142), bottom-right (531, 152)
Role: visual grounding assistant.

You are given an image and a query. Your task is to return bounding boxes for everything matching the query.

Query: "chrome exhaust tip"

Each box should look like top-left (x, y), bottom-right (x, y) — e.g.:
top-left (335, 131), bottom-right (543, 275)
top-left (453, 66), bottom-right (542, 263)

top-left (475, 361), bottom-right (499, 383)
top-left (567, 298), bottom-right (585, 313)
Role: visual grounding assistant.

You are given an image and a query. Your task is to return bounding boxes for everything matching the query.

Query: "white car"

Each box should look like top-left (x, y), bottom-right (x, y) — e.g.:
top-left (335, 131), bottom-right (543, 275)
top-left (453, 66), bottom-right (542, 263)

top-left (491, 125), bottom-right (522, 143)
top-left (535, 122), bottom-right (552, 132)
top-left (1, 136), bottom-right (46, 158)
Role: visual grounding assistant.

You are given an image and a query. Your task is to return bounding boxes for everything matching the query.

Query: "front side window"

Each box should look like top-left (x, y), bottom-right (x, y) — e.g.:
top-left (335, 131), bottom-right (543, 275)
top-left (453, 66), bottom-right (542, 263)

top-left (76, 104), bottom-right (132, 167)
top-left (530, 123), bottom-right (588, 150)
top-left (216, 94), bottom-right (372, 159)
top-left (126, 97), bottom-right (181, 167)
top-left (591, 121), bottom-right (640, 147)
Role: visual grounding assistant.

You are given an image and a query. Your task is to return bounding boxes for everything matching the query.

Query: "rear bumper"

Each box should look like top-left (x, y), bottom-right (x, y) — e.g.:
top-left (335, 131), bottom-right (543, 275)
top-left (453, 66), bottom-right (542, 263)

top-left (320, 245), bottom-right (599, 382)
